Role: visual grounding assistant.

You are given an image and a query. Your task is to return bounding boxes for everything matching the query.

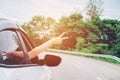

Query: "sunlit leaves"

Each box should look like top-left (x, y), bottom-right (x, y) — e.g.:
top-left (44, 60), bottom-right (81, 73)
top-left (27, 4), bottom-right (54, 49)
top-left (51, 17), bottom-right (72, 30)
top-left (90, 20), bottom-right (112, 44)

top-left (22, 16), bottom-right (56, 46)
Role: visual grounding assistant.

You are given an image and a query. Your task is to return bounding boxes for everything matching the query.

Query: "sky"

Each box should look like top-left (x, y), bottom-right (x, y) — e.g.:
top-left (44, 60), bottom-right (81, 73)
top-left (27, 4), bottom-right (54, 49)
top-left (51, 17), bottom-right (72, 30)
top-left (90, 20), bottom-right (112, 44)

top-left (0, 0), bottom-right (120, 24)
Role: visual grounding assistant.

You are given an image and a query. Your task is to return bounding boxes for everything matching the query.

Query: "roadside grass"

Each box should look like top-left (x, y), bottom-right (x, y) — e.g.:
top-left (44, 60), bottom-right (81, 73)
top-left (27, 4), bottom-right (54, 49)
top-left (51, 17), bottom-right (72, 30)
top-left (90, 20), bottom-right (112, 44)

top-left (47, 50), bottom-right (120, 64)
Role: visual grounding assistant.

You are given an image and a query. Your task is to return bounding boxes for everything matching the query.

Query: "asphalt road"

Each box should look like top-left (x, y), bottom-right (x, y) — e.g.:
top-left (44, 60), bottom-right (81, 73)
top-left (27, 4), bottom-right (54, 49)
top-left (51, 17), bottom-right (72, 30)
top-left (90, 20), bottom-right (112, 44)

top-left (44, 52), bottom-right (120, 80)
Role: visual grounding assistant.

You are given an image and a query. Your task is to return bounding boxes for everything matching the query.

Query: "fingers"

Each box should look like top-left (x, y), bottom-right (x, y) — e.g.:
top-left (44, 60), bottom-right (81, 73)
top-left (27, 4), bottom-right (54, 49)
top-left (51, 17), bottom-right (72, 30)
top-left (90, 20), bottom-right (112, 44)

top-left (59, 32), bottom-right (65, 38)
top-left (62, 37), bottom-right (69, 40)
top-left (59, 32), bottom-right (68, 40)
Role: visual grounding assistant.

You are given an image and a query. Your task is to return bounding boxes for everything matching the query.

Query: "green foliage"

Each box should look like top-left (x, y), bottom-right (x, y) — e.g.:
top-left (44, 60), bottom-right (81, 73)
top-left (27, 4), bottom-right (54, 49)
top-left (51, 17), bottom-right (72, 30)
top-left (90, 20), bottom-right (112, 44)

top-left (76, 37), bottom-right (85, 50)
top-left (87, 32), bottom-right (98, 42)
top-left (73, 15), bottom-right (120, 57)
top-left (21, 10), bottom-right (120, 58)
top-left (99, 19), bottom-right (120, 57)
top-left (54, 12), bottom-right (84, 50)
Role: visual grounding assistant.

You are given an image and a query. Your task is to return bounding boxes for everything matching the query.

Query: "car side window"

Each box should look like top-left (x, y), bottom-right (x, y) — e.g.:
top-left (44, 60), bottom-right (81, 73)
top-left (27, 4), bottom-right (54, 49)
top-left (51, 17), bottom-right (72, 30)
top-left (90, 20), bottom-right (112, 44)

top-left (0, 31), bottom-right (19, 52)
top-left (0, 30), bottom-right (23, 64)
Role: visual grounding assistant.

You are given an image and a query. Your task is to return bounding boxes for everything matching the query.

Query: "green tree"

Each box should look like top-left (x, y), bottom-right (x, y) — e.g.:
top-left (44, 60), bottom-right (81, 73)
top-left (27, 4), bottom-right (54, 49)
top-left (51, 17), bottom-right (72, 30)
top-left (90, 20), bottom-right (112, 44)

top-left (100, 19), bottom-right (120, 56)
top-left (84, 17), bottom-right (120, 57)
top-left (75, 17), bottom-right (102, 53)
top-left (75, 17), bottom-right (112, 55)
top-left (54, 13), bottom-right (84, 50)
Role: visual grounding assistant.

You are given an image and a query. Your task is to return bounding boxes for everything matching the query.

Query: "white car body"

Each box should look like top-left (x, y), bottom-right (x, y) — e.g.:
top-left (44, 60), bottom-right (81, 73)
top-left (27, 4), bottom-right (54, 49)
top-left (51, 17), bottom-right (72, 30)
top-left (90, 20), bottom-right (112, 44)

top-left (0, 65), bottom-right (51, 80)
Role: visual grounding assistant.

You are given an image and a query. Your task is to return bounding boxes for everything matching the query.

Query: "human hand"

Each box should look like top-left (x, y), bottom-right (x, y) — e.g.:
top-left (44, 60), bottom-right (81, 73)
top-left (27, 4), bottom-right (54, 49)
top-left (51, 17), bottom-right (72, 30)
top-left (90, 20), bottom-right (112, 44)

top-left (52, 32), bottom-right (68, 44)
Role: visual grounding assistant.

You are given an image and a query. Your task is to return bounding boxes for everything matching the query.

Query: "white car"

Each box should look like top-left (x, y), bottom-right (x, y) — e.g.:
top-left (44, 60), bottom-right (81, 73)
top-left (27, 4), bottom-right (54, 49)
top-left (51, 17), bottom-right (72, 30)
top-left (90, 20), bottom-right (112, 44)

top-left (0, 18), bottom-right (61, 80)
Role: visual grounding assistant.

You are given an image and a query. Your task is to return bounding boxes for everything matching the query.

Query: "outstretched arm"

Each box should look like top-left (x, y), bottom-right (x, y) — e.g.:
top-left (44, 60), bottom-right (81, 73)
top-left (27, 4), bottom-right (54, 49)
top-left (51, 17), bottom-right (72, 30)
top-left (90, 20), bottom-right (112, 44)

top-left (28, 32), bottom-right (68, 59)
top-left (7, 32), bottom-right (68, 60)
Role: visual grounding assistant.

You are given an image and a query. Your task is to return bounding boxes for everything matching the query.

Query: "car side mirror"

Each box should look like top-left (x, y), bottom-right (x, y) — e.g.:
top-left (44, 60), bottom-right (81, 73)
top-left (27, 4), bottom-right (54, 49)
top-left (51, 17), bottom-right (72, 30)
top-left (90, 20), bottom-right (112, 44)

top-left (44, 54), bottom-right (62, 67)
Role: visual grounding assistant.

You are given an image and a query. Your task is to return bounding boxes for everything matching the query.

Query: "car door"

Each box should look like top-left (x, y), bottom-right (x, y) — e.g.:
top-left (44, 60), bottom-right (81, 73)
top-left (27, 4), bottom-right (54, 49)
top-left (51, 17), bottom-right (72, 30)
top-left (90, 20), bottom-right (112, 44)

top-left (0, 28), bottom-right (51, 80)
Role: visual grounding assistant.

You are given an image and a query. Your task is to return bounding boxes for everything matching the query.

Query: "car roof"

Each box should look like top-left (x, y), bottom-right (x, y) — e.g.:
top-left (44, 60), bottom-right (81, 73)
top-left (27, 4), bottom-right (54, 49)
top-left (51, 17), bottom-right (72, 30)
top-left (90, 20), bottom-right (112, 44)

top-left (0, 18), bottom-right (19, 31)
